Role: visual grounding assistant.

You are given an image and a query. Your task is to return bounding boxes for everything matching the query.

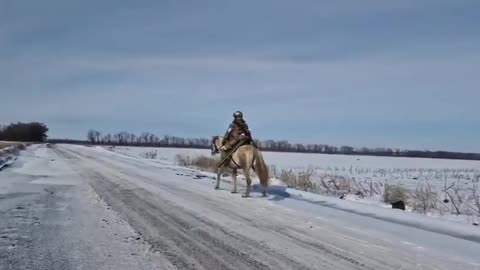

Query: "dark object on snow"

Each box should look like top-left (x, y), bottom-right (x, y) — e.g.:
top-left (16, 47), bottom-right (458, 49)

top-left (473, 222), bottom-right (479, 226)
top-left (339, 194), bottom-right (346, 200)
top-left (391, 200), bottom-right (406, 210)
top-left (354, 191), bottom-right (365, 198)
top-left (443, 199), bottom-right (450, 203)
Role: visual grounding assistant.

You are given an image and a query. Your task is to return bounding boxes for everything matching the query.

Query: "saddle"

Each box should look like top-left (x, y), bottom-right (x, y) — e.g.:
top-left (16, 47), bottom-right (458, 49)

top-left (217, 140), bottom-right (254, 168)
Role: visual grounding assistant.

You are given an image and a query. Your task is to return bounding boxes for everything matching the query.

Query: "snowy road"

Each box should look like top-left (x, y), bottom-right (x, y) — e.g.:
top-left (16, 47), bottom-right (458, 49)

top-left (1, 144), bottom-right (479, 270)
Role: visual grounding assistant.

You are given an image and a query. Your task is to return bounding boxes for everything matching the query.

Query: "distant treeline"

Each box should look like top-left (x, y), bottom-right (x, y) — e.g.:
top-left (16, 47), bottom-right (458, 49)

top-left (0, 122), bottom-right (49, 142)
top-left (46, 129), bottom-right (480, 161)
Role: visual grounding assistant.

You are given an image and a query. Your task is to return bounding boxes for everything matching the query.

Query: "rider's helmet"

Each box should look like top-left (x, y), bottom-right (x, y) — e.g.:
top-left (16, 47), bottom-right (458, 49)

top-left (233, 111), bottom-right (243, 119)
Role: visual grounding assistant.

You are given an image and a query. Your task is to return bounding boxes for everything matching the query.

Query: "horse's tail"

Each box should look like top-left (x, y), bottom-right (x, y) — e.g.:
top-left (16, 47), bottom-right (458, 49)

top-left (254, 149), bottom-right (270, 189)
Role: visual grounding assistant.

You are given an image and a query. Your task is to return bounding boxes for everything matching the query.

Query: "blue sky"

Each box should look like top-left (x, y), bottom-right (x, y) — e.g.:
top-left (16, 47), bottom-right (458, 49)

top-left (1, 0), bottom-right (479, 152)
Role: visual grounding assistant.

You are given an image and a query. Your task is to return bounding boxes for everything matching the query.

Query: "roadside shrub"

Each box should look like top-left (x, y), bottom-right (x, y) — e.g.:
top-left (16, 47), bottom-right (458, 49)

top-left (279, 169), bottom-right (297, 188)
top-left (269, 165), bottom-right (279, 178)
top-left (279, 168), bottom-right (319, 193)
top-left (175, 154), bottom-right (218, 172)
top-left (175, 154), bottom-right (191, 167)
top-left (0, 143), bottom-right (27, 158)
top-left (383, 184), bottom-right (409, 204)
top-left (469, 183), bottom-right (480, 215)
top-left (143, 150), bottom-right (157, 159)
top-left (411, 183), bottom-right (438, 214)
top-left (191, 155), bottom-right (218, 172)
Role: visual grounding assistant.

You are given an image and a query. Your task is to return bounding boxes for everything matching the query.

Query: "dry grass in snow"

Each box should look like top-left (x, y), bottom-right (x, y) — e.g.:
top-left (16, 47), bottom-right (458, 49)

top-left (175, 154), bottom-right (219, 173)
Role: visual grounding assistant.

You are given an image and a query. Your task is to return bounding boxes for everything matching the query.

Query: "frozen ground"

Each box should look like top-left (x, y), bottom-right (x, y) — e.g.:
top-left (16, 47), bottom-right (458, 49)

top-left (1, 144), bottom-right (480, 269)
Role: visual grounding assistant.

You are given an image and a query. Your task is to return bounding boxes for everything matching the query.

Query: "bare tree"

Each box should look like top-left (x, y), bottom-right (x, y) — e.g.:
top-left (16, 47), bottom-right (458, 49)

top-left (87, 130), bottom-right (96, 144)
top-left (129, 133), bottom-right (137, 144)
top-left (94, 131), bottom-right (101, 143)
top-left (103, 133), bottom-right (112, 144)
top-left (113, 133), bottom-right (121, 144)
top-left (140, 132), bottom-right (150, 144)
top-left (148, 134), bottom-right (157, 145)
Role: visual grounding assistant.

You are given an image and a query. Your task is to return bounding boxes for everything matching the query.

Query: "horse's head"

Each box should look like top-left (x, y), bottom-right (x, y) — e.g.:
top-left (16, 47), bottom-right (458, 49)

top-left (211, 136), bottom-right (222, 155)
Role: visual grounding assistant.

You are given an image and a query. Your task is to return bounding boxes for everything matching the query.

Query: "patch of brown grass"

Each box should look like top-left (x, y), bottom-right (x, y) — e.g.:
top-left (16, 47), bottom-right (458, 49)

top-left (175, 154), bottom-right (219, 172)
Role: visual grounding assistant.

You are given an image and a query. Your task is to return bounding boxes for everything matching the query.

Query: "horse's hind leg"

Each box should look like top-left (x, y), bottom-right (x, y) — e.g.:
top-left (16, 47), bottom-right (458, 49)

top-left (262, 185), bottom-right (267, 197)
top-left (215, 167), bottom-right (222, 190)
top-left (231, 169), bottom-right (238, 194)
top-left (242, 168), bottom-right (252, 198)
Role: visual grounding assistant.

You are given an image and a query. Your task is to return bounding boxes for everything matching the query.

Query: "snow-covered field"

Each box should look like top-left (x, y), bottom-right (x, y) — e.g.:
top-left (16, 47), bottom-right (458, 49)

top-left (109, 146), bottom-right (480, 224)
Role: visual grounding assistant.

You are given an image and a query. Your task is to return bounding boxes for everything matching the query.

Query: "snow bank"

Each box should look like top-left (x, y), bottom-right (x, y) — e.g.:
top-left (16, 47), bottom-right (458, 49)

top-left (275, 188), bottom-right (480, 243)
top-left (0, 143), bottom-right (27, 170)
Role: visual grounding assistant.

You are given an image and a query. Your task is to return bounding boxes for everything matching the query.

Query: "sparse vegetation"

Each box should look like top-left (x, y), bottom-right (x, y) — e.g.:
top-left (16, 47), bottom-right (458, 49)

top-left (469, 183), bottom-right (480, 215)
top-left (175, 154), bottom-right (191, 167)
top-left (175, 154), bottom-right (218, 173)
top-left (410, 183), bottom-right (437, 214)
top-left (384, 184), bottom-right (409, 204)
top-left (0, 143), bottom-right (28, 161)
top-left (278, 168), bottom-right (319, 193)
top-left (270, 164), bottom-right (480, 219)
top-left (143, 150), bottom-right (158, 159)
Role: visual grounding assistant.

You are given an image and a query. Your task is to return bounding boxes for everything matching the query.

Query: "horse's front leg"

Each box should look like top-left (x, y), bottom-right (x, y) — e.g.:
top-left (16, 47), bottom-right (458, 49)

top-left (231, 169), bottom-right (238, 194)
top-left (242, 168), bottom-right (252, 198)
top-left (215, 167), bottom-right (222, 190)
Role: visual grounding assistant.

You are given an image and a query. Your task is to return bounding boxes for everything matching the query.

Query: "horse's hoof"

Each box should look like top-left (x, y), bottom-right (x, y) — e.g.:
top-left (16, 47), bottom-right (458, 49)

top-left (262, 193), bottom-right (267, 197)
top-left (242, 195), bottom-right (250, 198)
top-left (231, 191), bottom-right (238, 194)
top-left (215, 187), bottom-right (220, 190)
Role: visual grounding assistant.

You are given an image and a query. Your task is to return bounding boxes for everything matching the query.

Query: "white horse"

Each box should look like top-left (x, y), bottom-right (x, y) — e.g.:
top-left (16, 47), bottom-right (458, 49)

top-left (211, 136), bottom-right (270, 197)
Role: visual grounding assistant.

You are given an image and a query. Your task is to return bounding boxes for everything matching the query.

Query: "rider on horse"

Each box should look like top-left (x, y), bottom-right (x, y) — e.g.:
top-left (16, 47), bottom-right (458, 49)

top-left (213, 111), bottom-right (269, 197)
top-left (220, 111), bottom-right (254, 152)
